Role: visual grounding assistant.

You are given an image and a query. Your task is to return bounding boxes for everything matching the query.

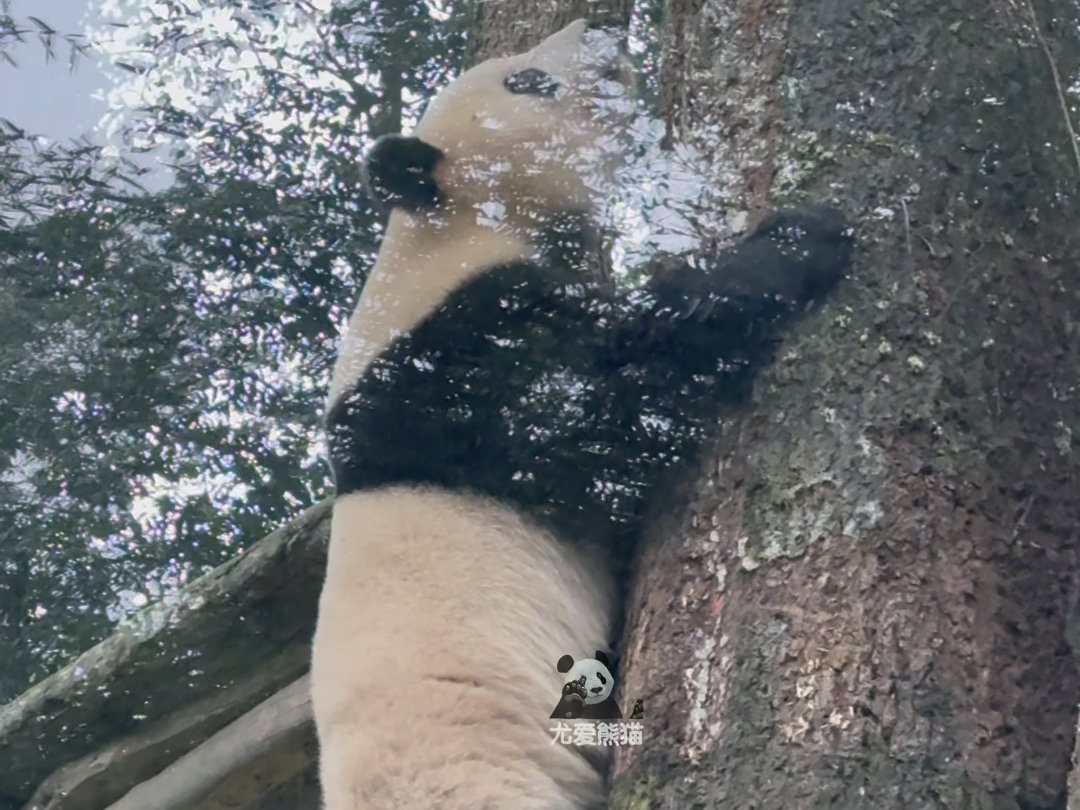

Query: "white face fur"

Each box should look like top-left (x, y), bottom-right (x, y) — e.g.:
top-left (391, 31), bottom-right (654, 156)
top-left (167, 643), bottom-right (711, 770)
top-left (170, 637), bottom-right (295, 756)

top-left (328, 20), bottom-right (636, 408)
top-left (564, 657), bottom-right (615, 705)
top-left (416, 19), bottom-right (636, 222)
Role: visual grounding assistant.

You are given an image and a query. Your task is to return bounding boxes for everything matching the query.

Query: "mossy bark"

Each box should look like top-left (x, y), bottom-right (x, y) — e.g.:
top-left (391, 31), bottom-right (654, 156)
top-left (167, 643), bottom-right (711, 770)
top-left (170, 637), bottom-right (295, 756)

top-left (611, 0), bottom-right (1080, 807)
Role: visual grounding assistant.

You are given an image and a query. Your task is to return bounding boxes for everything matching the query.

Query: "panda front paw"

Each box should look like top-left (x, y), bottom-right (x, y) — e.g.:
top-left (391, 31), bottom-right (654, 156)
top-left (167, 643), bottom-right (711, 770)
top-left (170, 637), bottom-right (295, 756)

top-left (551, 677), bottom-right (588, 720)
top-left (744, 206), bottom-right (855, 301)
top-left (749, 206), bottom-right (851, 244)
top-left (563, 677), bottom-right (588, 702)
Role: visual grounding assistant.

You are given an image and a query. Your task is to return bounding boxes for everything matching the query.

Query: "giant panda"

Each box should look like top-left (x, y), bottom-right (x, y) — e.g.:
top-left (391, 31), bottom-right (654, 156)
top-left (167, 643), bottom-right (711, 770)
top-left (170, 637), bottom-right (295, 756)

top-left (312, 18), bottom-right (853, 810)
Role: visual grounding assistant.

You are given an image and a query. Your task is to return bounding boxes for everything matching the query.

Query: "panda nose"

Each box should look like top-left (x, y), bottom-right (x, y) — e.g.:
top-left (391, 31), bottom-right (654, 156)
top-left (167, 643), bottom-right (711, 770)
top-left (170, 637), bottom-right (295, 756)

top-left (590, 686), bottom-right (603, 693)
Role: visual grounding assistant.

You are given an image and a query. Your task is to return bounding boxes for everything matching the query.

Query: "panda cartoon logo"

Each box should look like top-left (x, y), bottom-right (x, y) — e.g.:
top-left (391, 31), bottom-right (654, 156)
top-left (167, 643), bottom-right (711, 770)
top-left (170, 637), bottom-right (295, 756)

top-left (550, 651), bottom-right (623, 720)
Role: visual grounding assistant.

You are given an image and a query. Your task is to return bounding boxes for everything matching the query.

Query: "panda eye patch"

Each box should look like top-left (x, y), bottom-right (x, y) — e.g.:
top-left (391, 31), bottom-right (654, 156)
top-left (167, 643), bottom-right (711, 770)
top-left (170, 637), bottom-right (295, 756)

top-left (504, 68), bottom-right (560, 98)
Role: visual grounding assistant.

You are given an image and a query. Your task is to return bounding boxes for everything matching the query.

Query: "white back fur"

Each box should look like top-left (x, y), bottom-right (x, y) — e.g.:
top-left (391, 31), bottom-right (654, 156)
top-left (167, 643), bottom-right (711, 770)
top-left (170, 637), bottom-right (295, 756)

top-left (314, 487), bottom-right (614, 810)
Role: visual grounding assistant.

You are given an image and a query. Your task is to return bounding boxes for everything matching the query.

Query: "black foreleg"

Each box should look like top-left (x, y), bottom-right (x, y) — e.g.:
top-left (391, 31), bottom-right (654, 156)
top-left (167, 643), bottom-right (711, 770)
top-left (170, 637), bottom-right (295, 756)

top-left (611, 206), bottom-right (854, 376)
top-left (580, 207), bottom-right (855, 489)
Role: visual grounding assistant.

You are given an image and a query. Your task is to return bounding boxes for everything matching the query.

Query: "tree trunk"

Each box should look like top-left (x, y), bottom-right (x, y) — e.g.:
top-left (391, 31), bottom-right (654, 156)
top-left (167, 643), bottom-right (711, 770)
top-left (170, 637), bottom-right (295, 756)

top-left (464, 0), bottom-right (631, 65)
top-left (610, 0), bottom-right (1080, 808)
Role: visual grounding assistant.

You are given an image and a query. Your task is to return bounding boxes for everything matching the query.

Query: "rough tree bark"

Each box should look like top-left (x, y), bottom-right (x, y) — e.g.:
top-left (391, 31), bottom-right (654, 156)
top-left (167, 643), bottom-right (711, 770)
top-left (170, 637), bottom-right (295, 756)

top-left (464, 0), bottom-right (631, 64)
top-left (610, 1), bottom-right (1080, 809)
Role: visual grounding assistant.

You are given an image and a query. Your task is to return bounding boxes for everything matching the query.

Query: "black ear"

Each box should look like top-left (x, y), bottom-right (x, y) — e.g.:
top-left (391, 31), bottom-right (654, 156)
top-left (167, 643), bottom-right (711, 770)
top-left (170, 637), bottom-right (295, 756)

top-left (557, 654), bottom-right (575, 674)
top-left (362, 134), bottom-right (444, 212)
top-left (593, 650), bottom-right (610, 668)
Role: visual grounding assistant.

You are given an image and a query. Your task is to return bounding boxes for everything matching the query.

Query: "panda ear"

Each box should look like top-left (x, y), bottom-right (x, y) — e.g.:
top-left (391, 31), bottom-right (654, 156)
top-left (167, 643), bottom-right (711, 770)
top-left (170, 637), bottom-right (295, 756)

top-left (362, 134), bottom-right (444, 212)
top-left (594, 651), bottom-right (610, 668)
top-left (557, 654), bottom-right (575, 674)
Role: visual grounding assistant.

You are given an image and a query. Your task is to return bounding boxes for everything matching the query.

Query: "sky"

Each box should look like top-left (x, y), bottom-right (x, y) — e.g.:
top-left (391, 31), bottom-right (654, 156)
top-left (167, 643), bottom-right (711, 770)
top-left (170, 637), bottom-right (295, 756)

top-left (1, 0), bottom-right (110, 142)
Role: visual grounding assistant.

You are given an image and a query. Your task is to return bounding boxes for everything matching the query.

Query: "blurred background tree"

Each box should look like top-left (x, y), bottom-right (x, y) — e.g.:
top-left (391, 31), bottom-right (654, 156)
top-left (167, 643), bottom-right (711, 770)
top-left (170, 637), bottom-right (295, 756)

top-left (0, 0), bottom-right (474, 700)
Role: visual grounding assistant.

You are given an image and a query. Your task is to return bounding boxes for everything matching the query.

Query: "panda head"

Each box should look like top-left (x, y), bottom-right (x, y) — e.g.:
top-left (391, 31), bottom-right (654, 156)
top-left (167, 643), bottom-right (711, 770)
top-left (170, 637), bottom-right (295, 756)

top-left (557, 651), bottom-right (615, 705)
top-left (362, 19), bottom-right (636, 225)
